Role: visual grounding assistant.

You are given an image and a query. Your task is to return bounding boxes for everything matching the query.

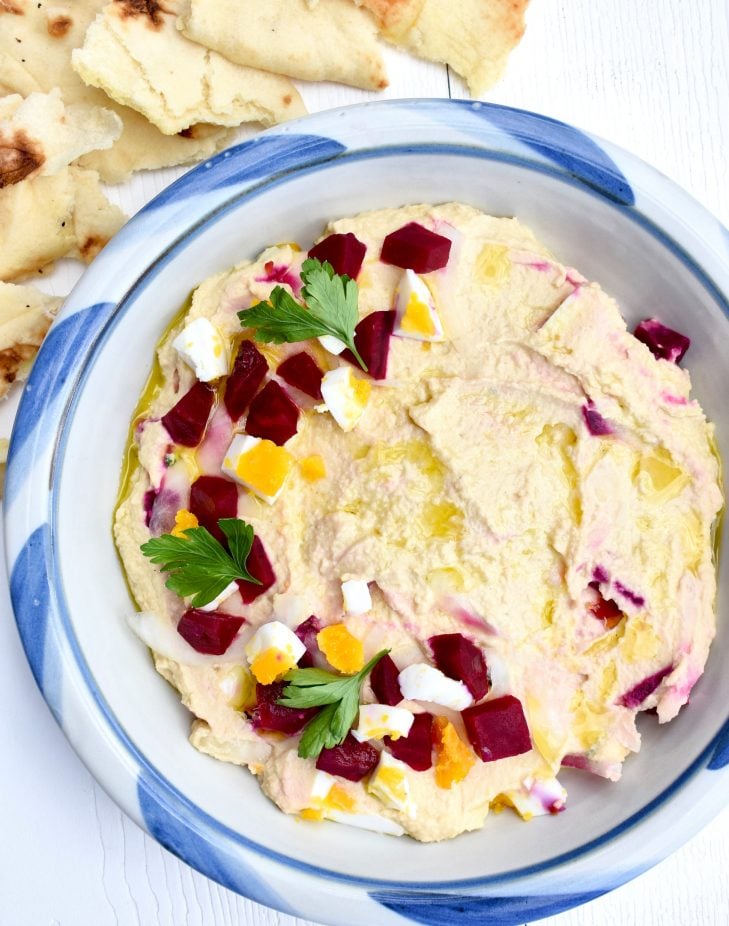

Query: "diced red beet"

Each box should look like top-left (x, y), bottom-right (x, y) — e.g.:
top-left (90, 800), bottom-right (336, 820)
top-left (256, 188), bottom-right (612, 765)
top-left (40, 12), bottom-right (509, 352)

top-left (245, 380), bottom-right (299, 445)
top-left (277, 351), bottom-right (324, 399)
top-left (294, 615), bottom-right (322, 668)
top-left (236, 536), bottom-right (275, 603)
top-left (342, 310), bottom-right (395, 380)
top-left (252, 681), bottom-right (318, 734)
top-left (380, 222), bottom-right (451, 273)
top-left (462, 695), bottom-right (532, 762)
top-left (634, 318), bottom-right (690, 364)
top-left (224, 340), bottom-right (268, 421)
top-left (308, 233), bottom-right (366, 279)
top-left (384, 712), bottom-right (434, 771)
top-left (189, 475), bottom-right (238, 543)
top-left (582, 401), bottom-right (613, 436)
top-left (587, 583), bottom-right (623, 629)
top-left (370, 653), bottom-right (402, 706)
top-left (429, 633), bottom-right (489, 701)
top-left (617, 664), bottom-right (674, 708)
top-left (161, 381), bottom-right (215, 447)
top-left (315, 734), bottom-right (379, 782)
top-left (177, 609), bottom-right (244, 655)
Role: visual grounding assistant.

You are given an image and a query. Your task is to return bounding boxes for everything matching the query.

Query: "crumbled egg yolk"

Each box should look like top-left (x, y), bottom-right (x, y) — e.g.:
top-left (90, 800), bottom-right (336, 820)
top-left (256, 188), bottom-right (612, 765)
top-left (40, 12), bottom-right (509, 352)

top-left (301, 781), bottom-right (355, 822)
top-left (250, 648), bottom-right (297, 685)
top-left (476, 243), bottom-right (511, 285)
top-left (171, 509), bottom-right (199, 538)
top-left (226, 438), bottom-right (294, 500)
top-left (432, 716), bottom-right (475, 789)
top-left (401, 291), bottom-right (437, 337)
top-left (316, 624), bottom-right (364, 674)
top-left (299, 454), bottom-right (326, 482)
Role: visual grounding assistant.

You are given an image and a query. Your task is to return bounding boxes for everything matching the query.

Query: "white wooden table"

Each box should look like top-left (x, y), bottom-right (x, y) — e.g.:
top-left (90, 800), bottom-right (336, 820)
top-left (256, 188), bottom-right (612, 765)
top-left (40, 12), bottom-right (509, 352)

top-left (3, 2), bottom-right (729, 923)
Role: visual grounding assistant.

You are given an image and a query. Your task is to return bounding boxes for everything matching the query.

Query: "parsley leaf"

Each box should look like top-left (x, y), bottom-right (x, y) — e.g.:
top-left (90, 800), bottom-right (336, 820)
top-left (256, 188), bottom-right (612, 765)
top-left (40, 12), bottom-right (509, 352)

top-left (140, 518), bottom-right (260, 608)
top-left (238, 258), bottom-right (367, 371)
top-left (278, 649), bottom-right (389, 759)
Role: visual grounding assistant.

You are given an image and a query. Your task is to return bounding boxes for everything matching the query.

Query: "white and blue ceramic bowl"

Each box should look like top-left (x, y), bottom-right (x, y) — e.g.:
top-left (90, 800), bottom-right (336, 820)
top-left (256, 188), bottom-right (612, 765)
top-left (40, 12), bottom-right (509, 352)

top-left (6, 100), bottom-right (729, 925)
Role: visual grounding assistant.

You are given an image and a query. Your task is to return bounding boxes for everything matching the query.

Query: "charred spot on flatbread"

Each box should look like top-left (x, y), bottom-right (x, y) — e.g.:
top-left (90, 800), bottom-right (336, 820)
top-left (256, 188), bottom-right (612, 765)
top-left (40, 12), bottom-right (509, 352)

top-left (0, 1), bottom-right (24, 15)
top-left (0, 130), bottom-right (44, 188)
top-left (78, 233), bottom-right (106, 260)
top-left (114, 0), bottom-right (171, 29)
top-left (47, 14), bottom-right (73, 37)
top-left (0, 340), bottom-right (39, 386)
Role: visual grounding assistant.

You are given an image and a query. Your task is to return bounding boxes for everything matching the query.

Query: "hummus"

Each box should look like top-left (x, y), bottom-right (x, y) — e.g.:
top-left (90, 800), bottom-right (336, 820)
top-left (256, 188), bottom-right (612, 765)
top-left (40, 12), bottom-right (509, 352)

top-left (115, 202), bottom-right (722, 843)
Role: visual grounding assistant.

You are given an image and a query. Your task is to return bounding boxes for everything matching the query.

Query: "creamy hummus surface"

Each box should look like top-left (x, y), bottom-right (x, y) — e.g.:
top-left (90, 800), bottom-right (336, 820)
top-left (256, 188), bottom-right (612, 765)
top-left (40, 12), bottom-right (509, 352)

top-left (115, 203), bottom-right (723, 842)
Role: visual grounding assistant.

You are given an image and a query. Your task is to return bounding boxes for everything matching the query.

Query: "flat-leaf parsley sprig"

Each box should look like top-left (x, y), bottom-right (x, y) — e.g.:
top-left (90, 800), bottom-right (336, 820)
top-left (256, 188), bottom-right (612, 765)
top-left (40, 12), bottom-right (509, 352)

top-left (238, 258), bottom-right (367, 371)
top-left (278, 650), bottom-right (389, 759)
top-left (140, 518), bottom-right (261, 608)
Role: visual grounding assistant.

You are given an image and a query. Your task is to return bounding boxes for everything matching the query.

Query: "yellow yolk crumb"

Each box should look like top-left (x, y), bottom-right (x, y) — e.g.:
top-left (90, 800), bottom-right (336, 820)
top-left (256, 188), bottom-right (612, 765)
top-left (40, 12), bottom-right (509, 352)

top-left (324, 785), bottom-right (355, 812)
top-left (476, 243), bottom-right (511, 285)
top-left (231, 439), bottom-right (294, 498)
top-left (299, 808), bottom-right (323, 821)
top-left (433, 716), bottom-right (475, 789)
top-left (316, 624), bottom-right (364, 674)
top-left (402, 292), bottom-right (436, 337)
top-left (351, 375), bottom-right (372, 406)
top-left (250, 648), bottom-right (297, 685)
top-left (299, 454), bottom-right (326, 482)
top-left (171, 509), bottom-right (199, 538)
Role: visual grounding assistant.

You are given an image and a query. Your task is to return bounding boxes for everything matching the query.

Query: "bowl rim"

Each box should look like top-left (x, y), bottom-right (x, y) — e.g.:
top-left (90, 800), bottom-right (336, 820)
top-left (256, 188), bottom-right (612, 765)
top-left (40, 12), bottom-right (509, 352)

top-left (5, 98), bottom-right (729, 911)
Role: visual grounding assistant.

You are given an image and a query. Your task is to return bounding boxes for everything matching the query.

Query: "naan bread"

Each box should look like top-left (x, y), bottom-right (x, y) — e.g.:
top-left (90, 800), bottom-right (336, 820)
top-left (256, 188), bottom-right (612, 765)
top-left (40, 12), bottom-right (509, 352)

top-left (360, 0), bottom-right (529, 95)
top-left (0, 0), bottom-right (235, 182)
top-left (179, 0), bottom-right (388, 91)
top-left (72, 0), bottom-right (305, 136)
top-left (0, 280), bottom-right (61, 399)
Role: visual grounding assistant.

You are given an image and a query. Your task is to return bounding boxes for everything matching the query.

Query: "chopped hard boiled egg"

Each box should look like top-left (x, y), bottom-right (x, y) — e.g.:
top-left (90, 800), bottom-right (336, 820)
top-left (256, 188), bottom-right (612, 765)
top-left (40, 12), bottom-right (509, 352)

top-left (433, 716), bottom-right (475, 789)
top-left (222, 434), bottom-right (294, 504)
top-left (172, 317), bottom-right (229, 381)
top-left (398, 663), bottom-right (473, 710)
top-left (171, 508), bottom-right (199, 538)
top-left (317, 623), bottom-right (364, 674)
top-left (367, 752), bottom-right (415, 815)
top-left (352, 704), bottom-right (414, 742)
top-left (318, 334), bottom-right (347, 356)
top-left (494, 776), bottom-right (567, 821)
top-left (299, 454), bottom-right (326, 482)
top-left (245, 620), bottom-right (306, 684)
top-left (198, 580), bottom-right (239, 613)
top-left (393, 269), bottom-right (444, 342)
top-left (341, 579), bottom-right (372, 615)
top-left (326, 810), bottom-right (405, 836)
top-left (218, 665), bottom-right (256, 711)
top-left (320, 367), bottom-right (371, 431)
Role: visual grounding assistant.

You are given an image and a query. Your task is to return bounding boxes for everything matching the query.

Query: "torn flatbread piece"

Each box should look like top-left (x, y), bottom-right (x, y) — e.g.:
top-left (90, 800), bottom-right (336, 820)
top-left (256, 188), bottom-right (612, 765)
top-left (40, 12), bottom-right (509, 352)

top-left (179, 0), bottom-right (388, 91)
top-left (0, 280), bottom-right (61, 399)
top-left (0, 0), bottom-right (235, 183)
top-left (360, 0), bottom-right (529, 95)
top-left (72, 0), bottom-right (305, 135)
top-left (0, 88), bottom-right (121, 186)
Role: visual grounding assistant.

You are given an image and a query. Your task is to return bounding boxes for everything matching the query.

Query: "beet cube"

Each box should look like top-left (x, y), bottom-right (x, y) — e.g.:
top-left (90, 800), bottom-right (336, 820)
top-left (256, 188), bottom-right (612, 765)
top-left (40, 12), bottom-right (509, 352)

top-left (634, 318), bottom-right (690, 364)
top-left (315, 734), bottom-right (379, 782)
top-left (245, 380), bottom-right (299, 445)
top-left (308, 233), bottom-right (366, 279)
top-left (462, 695), bottom-right (532, 762)
top-left (385, 712), bottom-right (433, 771)
top-left (177, 609), bottom-right (244, 656)
top-left (277, 351), bottom-right (324, 399)
top-left (161, 381), bottom-right (215, 447)
top-left (294, 615), bottom-right (322, 668)
top-left (224, 340), bottom-right (268, 421)
top-left (236, 536), bottom-right (275, 603)
top-left (341, 310), bottom-right (395, 380)
top-left (189, 475), bottom-right (238, 543)
top-left (370, 653), bottom-right (403, 706)
top-left (252, 681), bottom-right (318, 734)
top-left (617, 664), bottom-right (674, 708)
top-left (380, 222), bottom-right (451, 273)
top-left (429, 633), bottom-right (489, 701)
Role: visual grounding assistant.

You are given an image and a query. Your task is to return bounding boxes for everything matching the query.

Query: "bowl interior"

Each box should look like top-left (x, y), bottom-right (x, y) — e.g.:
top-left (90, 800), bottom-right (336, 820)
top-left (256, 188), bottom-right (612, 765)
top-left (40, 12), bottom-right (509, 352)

top-left (55, 149), bottom-right (729, 883)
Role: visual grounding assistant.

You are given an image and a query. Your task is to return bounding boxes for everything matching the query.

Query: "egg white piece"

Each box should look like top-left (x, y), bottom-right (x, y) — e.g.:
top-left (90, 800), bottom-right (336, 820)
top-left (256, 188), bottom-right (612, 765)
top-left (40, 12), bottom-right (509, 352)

top-left (198, 580), bottom-right (239, 613)
top-left (244, 620), bottom-right (306, 666)
top-left (320, 366), bottom-right (371, 431)
top-left (309, 770), bottom-right (336, 802)
top-left (172, 317), bottom-right (228, 381)
top-left (398, 663), bottom-right (473, 710)
top-left (502, 776), bottom-right (567, 820)
top-left (393, 269), bottom-right (444, 342)
top-left (352, 704), bottom-right (415, 743)
top-left (326, 810), bottom-right (405, 837)
top-left (318, 334), bottom-right (347, 355)
top-left (341, 579), bottom-right (372, 615)
top-left (367, 752), bottom-right (415, 816)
